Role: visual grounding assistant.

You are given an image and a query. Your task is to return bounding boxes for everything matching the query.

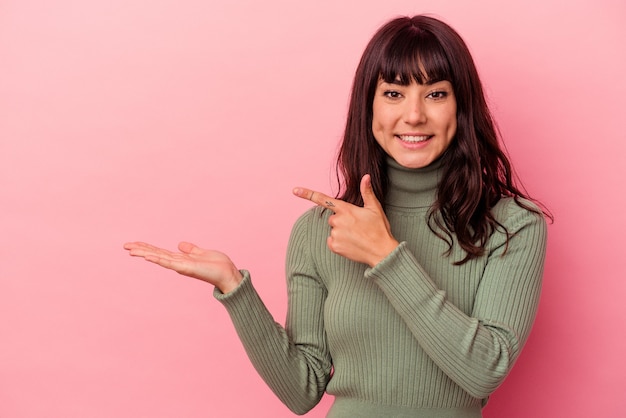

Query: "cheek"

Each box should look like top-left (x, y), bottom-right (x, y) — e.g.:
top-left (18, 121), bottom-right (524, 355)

top-left (449, 118), bottom-right (458, 137)
top-left (371, 123), bottom-right (385, 148)
top-left (370, 123), bottom-right (389, 152)
top-left (372, 105), bottom-right (394, 133)
top-left (371, 106), bottom-right (386, 137)
top-left (445, 107), bottom-right (458, 138)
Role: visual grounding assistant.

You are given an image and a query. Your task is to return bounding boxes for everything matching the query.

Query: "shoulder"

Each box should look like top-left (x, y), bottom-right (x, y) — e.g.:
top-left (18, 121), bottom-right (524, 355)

top-left (492, 197), bottom-right (547, 232)
top-left (286, 207), bottom-right (333, 277)
top-left (488, 197), bottom-right (548, 254)
top-left (295, 206), bottom-right (331, 224)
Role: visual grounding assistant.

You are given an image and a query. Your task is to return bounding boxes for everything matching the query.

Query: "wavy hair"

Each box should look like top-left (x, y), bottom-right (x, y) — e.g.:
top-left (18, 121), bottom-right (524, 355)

top-left (336, 15), bottom-right (549, 264)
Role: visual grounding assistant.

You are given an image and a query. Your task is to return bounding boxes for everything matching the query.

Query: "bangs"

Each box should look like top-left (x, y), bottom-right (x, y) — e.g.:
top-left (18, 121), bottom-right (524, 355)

top-left (378, 27), bottom-right (452, 85)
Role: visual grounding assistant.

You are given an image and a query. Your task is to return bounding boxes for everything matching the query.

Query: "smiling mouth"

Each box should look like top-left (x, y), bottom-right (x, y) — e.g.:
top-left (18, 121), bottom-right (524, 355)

top-left (397, 135), bottom-right (432, 143)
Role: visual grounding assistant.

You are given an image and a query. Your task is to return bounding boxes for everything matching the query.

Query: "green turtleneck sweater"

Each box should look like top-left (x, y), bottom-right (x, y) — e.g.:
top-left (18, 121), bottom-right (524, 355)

top-left (215, 158), bottom-right (547, 417)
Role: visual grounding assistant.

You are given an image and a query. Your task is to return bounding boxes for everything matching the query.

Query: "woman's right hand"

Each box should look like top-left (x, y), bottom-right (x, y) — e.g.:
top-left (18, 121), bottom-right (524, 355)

top-left (123, 241), bottom-right (243, 294)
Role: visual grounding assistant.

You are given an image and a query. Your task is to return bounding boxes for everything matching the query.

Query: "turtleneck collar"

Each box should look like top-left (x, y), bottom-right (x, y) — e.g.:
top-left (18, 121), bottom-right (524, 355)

top-left (384, 156), bottom-right (443, 209)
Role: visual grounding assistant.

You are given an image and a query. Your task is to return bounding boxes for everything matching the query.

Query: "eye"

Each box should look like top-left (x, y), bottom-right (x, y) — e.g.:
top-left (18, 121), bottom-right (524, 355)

top-left (427, 90), bottom-right (448, 100)
top-left (383, 90), bottom-right (403, 99)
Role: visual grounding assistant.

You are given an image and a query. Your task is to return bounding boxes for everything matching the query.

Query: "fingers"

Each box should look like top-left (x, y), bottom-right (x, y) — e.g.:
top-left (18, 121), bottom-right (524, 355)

top-left (123, 241), bottom-right (145, 250)
top-left (124, 241), bottom-right (203, 261)
top-left (293, 187), bottom-right (340, 211)
top-left (124, 241), bottom-right (180, 265)
top-left (123, 241), bottom-right (164, 257)
top-left (124, 241), bottom-right (188, 272)
top-left (178, 241), bottom-right (201, 255)
top-left (359, 174), bottom-right (383, 210)
top-left (293, 175), bottom-right (381, 212)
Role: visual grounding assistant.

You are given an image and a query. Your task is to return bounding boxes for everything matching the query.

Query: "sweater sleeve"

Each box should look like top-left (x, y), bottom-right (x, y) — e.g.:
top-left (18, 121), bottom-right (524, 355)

top-left (366, 201), bottom-right (547, 399)
top-left (214, 210), bottom-right (332, 415)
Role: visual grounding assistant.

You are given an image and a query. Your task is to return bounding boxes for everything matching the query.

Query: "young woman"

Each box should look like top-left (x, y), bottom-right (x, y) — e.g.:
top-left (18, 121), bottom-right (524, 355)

top-left (125, 15), bottom-right (548, 417)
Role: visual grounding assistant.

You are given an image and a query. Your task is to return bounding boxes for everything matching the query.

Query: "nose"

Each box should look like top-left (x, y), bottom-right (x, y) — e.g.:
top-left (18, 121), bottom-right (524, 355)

top-left (403, 99), bottom-right (426, 125)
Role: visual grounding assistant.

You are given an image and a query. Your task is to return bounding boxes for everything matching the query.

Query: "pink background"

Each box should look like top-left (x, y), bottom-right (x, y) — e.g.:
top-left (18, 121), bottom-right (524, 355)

top-left (1, 0), bottom-right (625, 416)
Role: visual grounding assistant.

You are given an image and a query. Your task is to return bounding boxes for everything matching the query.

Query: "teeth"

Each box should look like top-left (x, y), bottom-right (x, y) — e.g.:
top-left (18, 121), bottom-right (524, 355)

top-left (399, 135), bottom-right (429, 143)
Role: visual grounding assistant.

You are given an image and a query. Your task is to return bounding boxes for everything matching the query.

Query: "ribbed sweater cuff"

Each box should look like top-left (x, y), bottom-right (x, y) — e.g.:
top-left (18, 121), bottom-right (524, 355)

top-left (212, 270), bottom-right (275, 334)
top-left (213, 269), bottom-right (253, 302)
top-left (366, 242), bottom-right (438, 302)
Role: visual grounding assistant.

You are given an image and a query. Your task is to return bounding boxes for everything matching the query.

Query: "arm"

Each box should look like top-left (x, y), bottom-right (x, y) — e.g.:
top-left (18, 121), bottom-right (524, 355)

top-left (367, 202), bottom-right (547, 398)
top-left (124, 215), bottom-right (332, 415)
top-left (292, 180), bottom-right (546, 399)
top-left (214, 212), bottom-right (331, 414)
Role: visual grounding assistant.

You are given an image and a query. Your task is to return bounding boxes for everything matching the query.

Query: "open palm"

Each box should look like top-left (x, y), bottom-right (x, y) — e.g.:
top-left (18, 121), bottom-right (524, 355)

top-left (123, 241), bottom-right (243, 293)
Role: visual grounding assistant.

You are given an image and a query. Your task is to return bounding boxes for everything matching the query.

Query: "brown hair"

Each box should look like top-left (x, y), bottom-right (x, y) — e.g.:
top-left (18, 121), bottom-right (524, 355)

top-left (336, 15), bottom-right (549, 264)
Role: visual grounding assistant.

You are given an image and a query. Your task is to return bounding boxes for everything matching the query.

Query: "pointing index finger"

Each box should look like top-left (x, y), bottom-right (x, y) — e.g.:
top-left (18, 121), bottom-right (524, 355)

top-left (293, 187), bottom-right (340, 211)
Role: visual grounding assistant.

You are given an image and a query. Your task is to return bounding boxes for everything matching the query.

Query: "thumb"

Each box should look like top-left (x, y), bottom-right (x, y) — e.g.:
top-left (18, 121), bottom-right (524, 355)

top-left (178, 241), bottom-right (201, 254)
top-left (360, 174), bottom-right (382, 209)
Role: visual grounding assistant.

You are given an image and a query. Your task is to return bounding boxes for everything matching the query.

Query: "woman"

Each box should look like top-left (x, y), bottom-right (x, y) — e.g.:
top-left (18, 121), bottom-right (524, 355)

top-left (125, 15), bottom-right (548, 417)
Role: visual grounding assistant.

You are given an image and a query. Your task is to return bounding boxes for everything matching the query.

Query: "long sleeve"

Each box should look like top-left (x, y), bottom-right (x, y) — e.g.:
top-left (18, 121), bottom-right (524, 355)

top-left (214, 211), bottom-right (331, 415)
top-left (367, 199), bottom-right (547, 399)
top-left (215, 174), bottom-right (545, 416)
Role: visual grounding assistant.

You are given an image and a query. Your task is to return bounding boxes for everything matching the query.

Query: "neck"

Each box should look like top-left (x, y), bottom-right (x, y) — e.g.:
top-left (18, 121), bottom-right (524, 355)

top-left (384, 157), bottom-right (443, 209)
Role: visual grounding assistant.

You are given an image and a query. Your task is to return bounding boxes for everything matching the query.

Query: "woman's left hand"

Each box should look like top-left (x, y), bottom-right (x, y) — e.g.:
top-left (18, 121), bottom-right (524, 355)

top-left (293, 174), bottom-right (399, 267)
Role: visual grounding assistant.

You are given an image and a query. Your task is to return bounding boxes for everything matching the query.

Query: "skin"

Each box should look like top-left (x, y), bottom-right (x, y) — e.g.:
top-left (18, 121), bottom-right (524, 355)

top-left (372, 78), bottom-right (457, 169)
top-left (292, 174), bottom-right (399, 268)
top-left (124, 79), bottom-right (458, 293)
top-left (123, 241), bottom-right (244, 293)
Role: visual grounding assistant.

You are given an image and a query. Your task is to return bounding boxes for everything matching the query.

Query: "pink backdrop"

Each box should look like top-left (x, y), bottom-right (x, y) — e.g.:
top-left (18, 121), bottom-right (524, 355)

top-left (1, 0), bottom-right (625, 416)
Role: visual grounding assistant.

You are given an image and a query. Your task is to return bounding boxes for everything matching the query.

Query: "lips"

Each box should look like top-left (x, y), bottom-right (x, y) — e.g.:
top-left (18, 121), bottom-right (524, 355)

top-left (396, 134), bottom-right (432, 143)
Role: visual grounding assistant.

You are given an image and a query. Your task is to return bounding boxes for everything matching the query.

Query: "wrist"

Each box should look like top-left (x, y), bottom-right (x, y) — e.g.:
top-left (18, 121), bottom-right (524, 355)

top-left (216, 269), bottom-right (243, 294)
top-left (368, 239), bottom-right (400, 268)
